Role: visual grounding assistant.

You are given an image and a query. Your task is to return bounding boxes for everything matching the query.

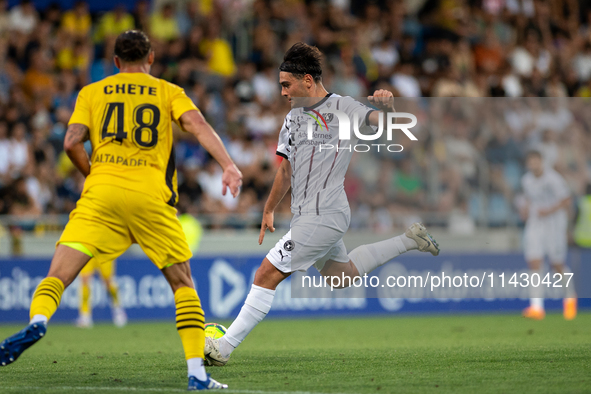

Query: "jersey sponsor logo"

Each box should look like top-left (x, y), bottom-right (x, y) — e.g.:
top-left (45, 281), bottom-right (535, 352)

top-left (93, 154), bottom-right (148, 167)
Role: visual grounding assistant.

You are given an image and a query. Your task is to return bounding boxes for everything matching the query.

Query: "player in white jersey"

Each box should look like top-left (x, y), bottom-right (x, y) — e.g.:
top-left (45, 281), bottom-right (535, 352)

top-left (520, 150), bottom-right (577, 320)
top-left (204, 42), bottom-right (440, 366)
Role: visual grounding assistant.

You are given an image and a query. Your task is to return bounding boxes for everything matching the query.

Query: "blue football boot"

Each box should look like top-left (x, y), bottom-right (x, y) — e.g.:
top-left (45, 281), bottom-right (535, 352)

top-left (188, 374), bottom-right (228, 390)
top-left (0, 322), bottom-right (47, 366)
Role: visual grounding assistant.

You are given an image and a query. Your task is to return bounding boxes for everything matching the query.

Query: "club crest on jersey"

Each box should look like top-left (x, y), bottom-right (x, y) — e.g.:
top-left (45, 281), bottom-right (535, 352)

top-left (284, 240), bottom-right (295, 251)
top-left (304, 109), bottom-right (328, 133)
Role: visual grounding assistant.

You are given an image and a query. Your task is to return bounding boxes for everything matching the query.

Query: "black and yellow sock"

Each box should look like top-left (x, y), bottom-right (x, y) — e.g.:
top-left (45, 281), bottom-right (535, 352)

top-left (174, 287), bottom-right (205, 360)
top-left (30, 277), bottom-right (65, 322)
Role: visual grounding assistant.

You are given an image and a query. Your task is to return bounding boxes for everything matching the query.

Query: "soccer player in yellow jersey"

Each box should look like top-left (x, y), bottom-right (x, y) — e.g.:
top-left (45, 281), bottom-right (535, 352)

top-left (0, 30), bottom-right (241, 391)
top-left (76, 259), bottom-right (127, 328)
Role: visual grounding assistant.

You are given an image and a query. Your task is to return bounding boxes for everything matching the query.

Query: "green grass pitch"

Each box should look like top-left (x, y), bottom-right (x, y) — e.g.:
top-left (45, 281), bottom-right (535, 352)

top-left (1, 313), bottom-right (590, 393)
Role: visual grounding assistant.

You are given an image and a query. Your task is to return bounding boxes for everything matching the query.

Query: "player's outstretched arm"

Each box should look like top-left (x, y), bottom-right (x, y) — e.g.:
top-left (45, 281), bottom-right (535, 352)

top-left (367, 89), bottom-right (395, 127)
top-left (259, 158), bottom-right (292, 245)
top-left (178, 110), bottom-right (243, 197)
top-left (64, 123), bottom-right (91, 177)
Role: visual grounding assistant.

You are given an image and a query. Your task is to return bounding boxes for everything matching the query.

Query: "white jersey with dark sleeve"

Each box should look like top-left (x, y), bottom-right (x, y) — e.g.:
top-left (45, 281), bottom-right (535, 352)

top-left (275, 93), bottom-right (376, 216)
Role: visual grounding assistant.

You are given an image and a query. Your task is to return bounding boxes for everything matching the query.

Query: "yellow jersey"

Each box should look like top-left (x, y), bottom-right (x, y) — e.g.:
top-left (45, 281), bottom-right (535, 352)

top-left (69, 72), bottom-right (198, 206)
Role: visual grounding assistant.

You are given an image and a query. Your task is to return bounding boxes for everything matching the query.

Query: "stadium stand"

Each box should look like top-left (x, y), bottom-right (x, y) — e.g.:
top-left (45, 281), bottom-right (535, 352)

top-left (1, 0), bottom-right (591, 253)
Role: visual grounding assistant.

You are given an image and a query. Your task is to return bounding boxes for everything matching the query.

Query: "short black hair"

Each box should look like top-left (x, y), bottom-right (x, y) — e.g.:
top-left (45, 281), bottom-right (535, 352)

top-left (114, 30), bottom-right (151, 63)
top-left (526, 149), bottom-right (542, 159)
top-left (279, 42), bottom-right (323, 82)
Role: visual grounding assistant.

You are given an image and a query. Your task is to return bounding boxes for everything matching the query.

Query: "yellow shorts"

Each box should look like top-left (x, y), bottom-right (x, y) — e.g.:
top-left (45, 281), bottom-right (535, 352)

top-left (59, 184), bottom-right (192, 269)
top-left (79, 258), bottom-right (115, 278)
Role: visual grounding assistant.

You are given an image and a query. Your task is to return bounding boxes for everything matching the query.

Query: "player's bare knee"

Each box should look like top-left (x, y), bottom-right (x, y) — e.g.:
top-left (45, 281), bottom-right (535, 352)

top-left (47, 248), bottom-right (91, 287)
top-left (551, 264), bottom-right (564, 274)
top-left (253, 258), bottom-right (289, 290)
top-left (527, 259), bottom-right (543, 271)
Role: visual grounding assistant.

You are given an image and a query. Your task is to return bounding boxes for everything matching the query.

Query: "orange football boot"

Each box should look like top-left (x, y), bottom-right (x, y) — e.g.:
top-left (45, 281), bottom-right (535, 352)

top-left (563, 298), bottom-right (577, 320)
top-left (522, 306), bottom-right (545, 320)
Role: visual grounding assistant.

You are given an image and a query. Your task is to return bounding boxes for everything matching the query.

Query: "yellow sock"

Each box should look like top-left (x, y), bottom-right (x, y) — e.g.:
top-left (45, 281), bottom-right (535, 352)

top-left (80, 280), bottom-right (91, 314)
top-left (107, 282), bottom-right (120, 308)
top-left (30, 277), bottom-right (65, 321)
top-left (174, 287), bottom-right (205, 360)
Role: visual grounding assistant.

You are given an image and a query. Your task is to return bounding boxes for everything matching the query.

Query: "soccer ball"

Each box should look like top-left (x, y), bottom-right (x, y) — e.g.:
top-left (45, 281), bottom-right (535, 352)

top-left (204, 323), bottom-right (227, 366)
top-left (204, 322), bottom-right (227, 339)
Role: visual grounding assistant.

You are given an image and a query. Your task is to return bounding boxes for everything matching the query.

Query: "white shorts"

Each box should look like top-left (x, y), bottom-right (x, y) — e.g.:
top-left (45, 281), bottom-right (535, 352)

top-left (266, 211), bottom-right (351, 273)
top-left (524, 215), bottom-right (568, 264)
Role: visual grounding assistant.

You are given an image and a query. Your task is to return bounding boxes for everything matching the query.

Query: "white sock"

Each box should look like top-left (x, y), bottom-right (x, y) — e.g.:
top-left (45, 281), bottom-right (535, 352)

top-left (349, 234), bottom-right (414, 276)
top-left (30, 315), bottom-right (48, 325)
top-left (531, 298), bottom-right (544, 310)
top-left (561, 266), bottom-right (577, 298)
top-left (187, 357), bottom-right (207, 380)
top-left (529, 268), bottom-right (544, 310)
top-left (219, 285), bottom-right (275, 358)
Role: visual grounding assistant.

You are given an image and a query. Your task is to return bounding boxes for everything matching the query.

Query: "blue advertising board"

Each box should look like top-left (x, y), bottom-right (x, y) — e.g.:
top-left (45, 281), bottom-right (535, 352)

top-left (0, 252), bottom-right (589, 323)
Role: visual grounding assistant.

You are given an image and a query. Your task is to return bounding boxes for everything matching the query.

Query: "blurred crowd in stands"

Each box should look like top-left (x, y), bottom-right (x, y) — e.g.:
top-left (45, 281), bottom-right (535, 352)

top-left (1, 0), bottom-right (591, 232)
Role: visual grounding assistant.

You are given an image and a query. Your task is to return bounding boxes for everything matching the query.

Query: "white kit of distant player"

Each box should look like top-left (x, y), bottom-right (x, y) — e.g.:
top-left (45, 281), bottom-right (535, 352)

top-left (522, 164), bottom-right (568, 264)
top-left (520, 150), bottom-right (577, 320)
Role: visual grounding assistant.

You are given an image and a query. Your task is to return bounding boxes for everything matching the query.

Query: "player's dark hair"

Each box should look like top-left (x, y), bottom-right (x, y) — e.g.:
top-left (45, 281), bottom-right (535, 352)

top-left (526, 149), bottom-right (542, 159)
top-left (114, 30), bottom-right (152, 63)
top-left (279, 42), bottom-right (323, 82)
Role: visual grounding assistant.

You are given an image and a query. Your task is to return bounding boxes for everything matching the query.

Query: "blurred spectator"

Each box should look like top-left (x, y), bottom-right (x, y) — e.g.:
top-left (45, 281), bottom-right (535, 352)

top-left (8, 0), bottom-right (38, 35)
top-left (133, 0), bottom-right (150, 32)
top-left (22, 50), bottom-right (55, 106)
top-left (61, 1), bottom-right (91, 39)
top-left (474, 28), bottom-right (504, 74)
top-left (26, 163), bottom-right (54, 213)
top-left (95, 5), bottom-right (135, 44)
top-left (0, 121), bottom-right (11, 185)
top-left (0, 0), bottom-right (9, 37)
top-left (252, 63), bottom-right (278, 104)
top-left (198, 159), bottom-right (238, 213)
top-left (150, 3), bottom-right (180, 42)
top-left (200, 21), bottom-right (236, 77)
top-left (390, 62), bottom-right (421, 97)
top-left (9, 122), bottom-right (30, 176)
top-left (7, 176), bottom-right (40, 216)
top-left (510, 30), bottom-right (552, 78)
